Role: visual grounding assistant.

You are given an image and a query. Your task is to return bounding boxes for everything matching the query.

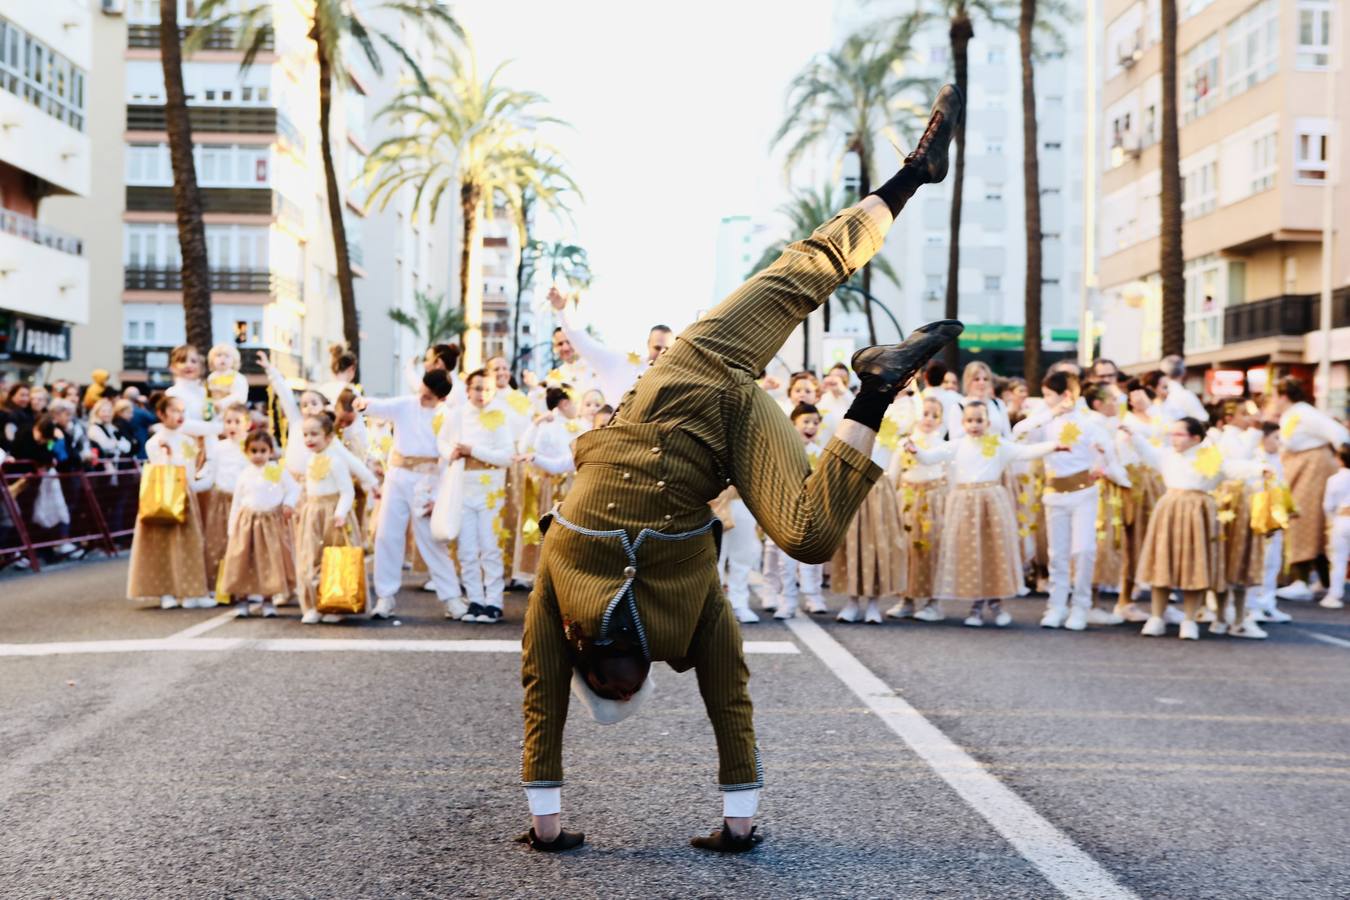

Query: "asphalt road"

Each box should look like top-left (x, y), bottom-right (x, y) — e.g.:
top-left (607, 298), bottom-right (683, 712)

top-left (3, 558), bottom-right (1350, 899)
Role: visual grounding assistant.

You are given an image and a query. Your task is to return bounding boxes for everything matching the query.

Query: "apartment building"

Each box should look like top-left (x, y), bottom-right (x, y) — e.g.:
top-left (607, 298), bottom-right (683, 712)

top-left (1095, 0), bottom-right (1347, 403)
top-left (0, 1), bottom-right (91, 380)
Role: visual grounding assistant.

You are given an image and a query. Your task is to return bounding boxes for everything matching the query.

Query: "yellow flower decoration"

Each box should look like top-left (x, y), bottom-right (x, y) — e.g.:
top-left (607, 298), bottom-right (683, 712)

top-left (1281, 413), bottom-right (1301, 442)
top-left (479, 409), bottom-right (506, 432)
top-left (308, 454), bottom-right (331, 481)
top-left (1058, 420), bottom-right (1082, 447)
top-left (626, 351), bottom-right (642, 366)
top-left (980, 434), bottom-right (1001, 458)
top-left (262, 462), bottom-right (283, 483)
top-left (1193, 445), bottom-right (1223, 479)
top-left (507, 391), bottom-right (533, 415)
top-left (432, 412), bottom-right (444, 435)
top-left (478, 473), bottom-right (493, 486)
top-left (877, 417), bottom-right (900, 450)
top-left (545, 368), bottom-right (565, 384)
top-left (807, 450), bottom-right (820, 470)
top-left (1217, 509), bottom-right (1236, 524)
top-left (181, 439), bottom-right (198, 459)
top-left (565, 420), bottom-right (581, 434)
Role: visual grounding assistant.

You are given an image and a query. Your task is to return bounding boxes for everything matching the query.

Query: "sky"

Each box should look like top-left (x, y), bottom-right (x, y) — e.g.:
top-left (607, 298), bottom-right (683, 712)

top-left (457, 0), bottom-right (835, 352)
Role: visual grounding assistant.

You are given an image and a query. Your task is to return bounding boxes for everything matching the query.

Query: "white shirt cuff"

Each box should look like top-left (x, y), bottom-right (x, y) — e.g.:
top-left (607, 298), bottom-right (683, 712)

top-left (525, 786), bottom-right (561, 816)
top-left (722, 787), bottom-right (760, 818)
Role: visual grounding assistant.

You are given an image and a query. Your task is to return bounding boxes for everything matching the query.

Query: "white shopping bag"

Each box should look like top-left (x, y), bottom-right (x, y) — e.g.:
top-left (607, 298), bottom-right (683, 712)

top-left (429, 458), bottom-right (464, 542)
top-left (31, 473), bottom-right (71, 530)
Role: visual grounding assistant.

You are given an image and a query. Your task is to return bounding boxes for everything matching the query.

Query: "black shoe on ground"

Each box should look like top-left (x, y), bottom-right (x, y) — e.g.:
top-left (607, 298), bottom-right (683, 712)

top-left (480, 605), bottom-right (503, 624)
top-left (903, 83), bottom-right (964, 184)
top-left (851, 319), bottom-right (964, 395)
top-left (515, 828), bottom-right (585, 853)
top-left (461, 602), bottom-right (485, 623)
top-left (691, 823), bottom-right (762, 854)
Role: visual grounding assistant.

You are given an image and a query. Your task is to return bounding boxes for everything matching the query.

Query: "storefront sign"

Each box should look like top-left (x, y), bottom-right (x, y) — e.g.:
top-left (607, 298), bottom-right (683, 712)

top-left (0, 312), bottom-right (71, 362)
top-left (1246, 366), bottom-right (1269, 395)
top-left (1206, 369), bottom-right (1246, 398)
top-left (960, 324), bottom-right (1024, 350)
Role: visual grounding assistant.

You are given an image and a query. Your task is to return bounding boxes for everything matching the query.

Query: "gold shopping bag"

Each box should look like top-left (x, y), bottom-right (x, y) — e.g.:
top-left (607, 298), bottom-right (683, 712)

top-left (138, 463), bottom-right (188, 524)
top-left (317, 529), bottom-right (367, 615)
top-left (1249, 489), bottom-right (1278, 535)
top-left (214, 559), bottom-right (230, 606)
top-left (519, 471), bottom-right (543, 547)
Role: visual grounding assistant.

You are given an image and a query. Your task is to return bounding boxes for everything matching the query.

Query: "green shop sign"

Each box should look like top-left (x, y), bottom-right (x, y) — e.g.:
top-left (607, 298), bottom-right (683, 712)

top-left (958, 325), bottom-right (1080, 350)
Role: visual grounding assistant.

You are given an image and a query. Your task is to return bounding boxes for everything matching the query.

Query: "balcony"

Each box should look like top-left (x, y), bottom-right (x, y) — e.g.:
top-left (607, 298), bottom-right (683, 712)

top-left (0, 223), bottom-right (90, 326)
top-left (124, 345), bottom-right (301, 380)
top-left (124, 267), bottom-right (271, 293)
top-left (1224, 294), bottom-right (1315, 345)
top-left (127, 104), bottom-right (277, 135)
top-left (126, 185), bottom-right (273, 215)
top-left (127, 24), bottom-right (274, 52)
top-left (0, 209), bottom-right (84, 256)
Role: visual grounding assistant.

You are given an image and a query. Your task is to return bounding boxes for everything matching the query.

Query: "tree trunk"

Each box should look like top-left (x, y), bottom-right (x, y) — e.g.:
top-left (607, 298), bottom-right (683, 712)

top-left (944, 11), bottom-right (974, 372)
top-left (856, 142), bottom-right (878, 345)
top-left (1020, 0), bottom-right (1043, 390)
top-left (159, 0), bottom-right (212, 356)
top-left (459, 183), bottom-right (483, 371)
top-left (1159, 0), bottom-right (1185, 357)
top-left (316, 37), bottom-right (361, 380)
top-left (511, 195), bottom-right (532, 377)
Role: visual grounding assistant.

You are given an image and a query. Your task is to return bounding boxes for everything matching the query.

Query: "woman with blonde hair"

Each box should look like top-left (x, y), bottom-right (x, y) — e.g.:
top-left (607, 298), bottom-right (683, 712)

top-left (951, 360), bottom-right (1010, 438)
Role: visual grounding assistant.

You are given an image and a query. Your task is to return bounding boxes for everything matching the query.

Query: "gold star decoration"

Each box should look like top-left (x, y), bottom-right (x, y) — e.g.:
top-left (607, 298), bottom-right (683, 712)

top-left (1058, 420), bottom-right (1083, 447)
top-left (181, 440), bottom-right (197, 459)
top-left (479, 409), bottom-right (506, 432)
top-left (626, 351), bottom-right (642, 366)
top-left (308, 454), bottom-right (331, 481)
top-left (1193, 445), bottom-right (1223, 479)
top-left (546, 369), bottom-right (564, 384)
top-left (479, 473), bottom-right (493, 486)
top-left (507, 392), bottom-right (533, 415)
top-left (432, 412), bottom-right (444, 435)
top-left (566, 420), bottom-right (581, 434)
top-left (262, 462), bottom-right (283, 483)
top-left (877, 417), bottom-right (900, 450)
top-left (1281, 414), bottom-right (1301, 442)
top-left (980, 434), bottom-right (1001, 458)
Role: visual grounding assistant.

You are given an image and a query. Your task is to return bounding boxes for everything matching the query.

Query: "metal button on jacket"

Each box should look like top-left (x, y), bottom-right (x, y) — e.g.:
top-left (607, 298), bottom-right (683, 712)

top-left (623, 565), bottom-right (637, 578)
top-left (656, 480), bottom-right (666, 488)
top-left (650, 446), bottom-right (660, 454)
top-left (663, 514), bottom-right (673, 521)
top-left (606, 502), bottom-right (616, 510)
top-left (622, 472), bottom-right (631, 480)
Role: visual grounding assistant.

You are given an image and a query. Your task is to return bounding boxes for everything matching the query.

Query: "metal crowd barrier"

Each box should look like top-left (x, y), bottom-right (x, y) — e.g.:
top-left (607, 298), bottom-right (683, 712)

top-left (0, 459), bottom-right (141, 573)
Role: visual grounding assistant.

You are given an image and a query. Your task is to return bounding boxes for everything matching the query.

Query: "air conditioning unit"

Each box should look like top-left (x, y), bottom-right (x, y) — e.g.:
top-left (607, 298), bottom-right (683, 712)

top-left (102, 0), bottom-right (125, 15)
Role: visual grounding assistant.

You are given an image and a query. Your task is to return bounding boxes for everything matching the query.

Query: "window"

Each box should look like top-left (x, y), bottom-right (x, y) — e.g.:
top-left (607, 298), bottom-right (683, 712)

top-left (924, 275), bottom-right (943, 301)
top-left (126, 223), bottom-right (270, 272)
top-left (1142, 103), bottom-right (1158, 146)
top-left (126, 143), bottom-right (270, 187)
top-left (1225, 0), bottom-right (1278, 98)
top-left (984, 276), bottom-right (1001, 292)
top-left (1295, 121), bottom-right (1330, 182)
top-left (1043, 141), bottom-right (1062, 151)
top-left (1250, 130), bottom-right (1277, 193)
top-left (1181, 33), bottom-right (1220, 123)
top-left (1184, 255), bottom-right (1225, 353)
top-left (0, 15), bottom-right (86, 131)
top-left (1181, 158), bottom-right (1218, 219)
top-left (1298, 0), bottom-right (1332, 69)
top-left (1182, 0), bottom-right (1216, 20)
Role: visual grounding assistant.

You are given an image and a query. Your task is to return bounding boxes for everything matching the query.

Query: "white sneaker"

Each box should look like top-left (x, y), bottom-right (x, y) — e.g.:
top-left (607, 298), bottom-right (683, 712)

top-left (1040, 608), bottom-right (1068, 629)
top-left (886, 600), bottom-right (915, 620)
top-left (1140, 616), bottom-right (1167, 637)
top-left (1179, 620), bottom-right (1200, 641)
top-left (372, 596), bottom-right (396, 619)
top-left (1319, 596), bottom-right (1345, 610)
top-left (160, 595), bottom-right (179, 610)
top-left (773, 605), bottom-right (796, 620)
top-left (301, 610), bottom-right (322, 625)
top-left (836, 603), bottom-right (862, 623)
top-left (1276, 580), bottom-right (1314, 602)
top-left (443, 596), bottom-right (469, 620)
top-left (1195, 605), bottom-right (1215, 624)
top-left (913, 603), bottom-right (945, 623)
top-left (760, 596), bottom-right (779, 613)
top-left (1064, 607), bottom-right (1088, 632)
top-left (1231, 619), bottom-right (1268, 639)
top-left (55, 541), bottom-right (77, 555)
top-left (261, 601), bottom-right (278, 618)
top-left (421, 580), bottom-right (437, 592)
top-left (320, 614), bottom-right (343, 624)
top-left (803, 595), bottom-right (829, 615)
top-left (1162, 605), bottom-right (1184, 625)
top-left (236, 604), bottom-right (252, 618)
top-left (1086, 607), bottom-right (1124, 626)
top-left (1209, 620), bottom-right (1228, 636)
top-left (734, 606), bottom-right (761, 624)
top-left (864, 601), bottom-right (883, 624)
top-left (1262, 607), bottom-right (1293, 623)
top-left (993, 609), bottom-right (1013, 627)
top-left (963, 612), bottom-right (985, 627)
top-left (1116, 603), bottom-right (1151, 623)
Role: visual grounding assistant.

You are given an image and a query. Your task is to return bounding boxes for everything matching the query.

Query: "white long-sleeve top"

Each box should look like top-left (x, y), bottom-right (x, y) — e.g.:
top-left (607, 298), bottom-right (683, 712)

top-left (522, 415), bottom-right (589, 475)
top-left (144, 428), bottom-right (214, 493)
top-left (1014, 406), bottom-right (1130, 487)
top-left (265, 364), bottom-right (377, 488)
top-left (206, 369), bottom-right (249, 408)
top-left (1217, 425), bottom-right (1262, 461)
top-left (1117, 411), bottom-right (1165, 466)
top-left (1129, 433), bottom-right (1264, 491)
top-left (305, 443), bottom-right (355, 517)
top-left (814, 389), bottom-right (853, 444)
top-left (167, 378), bottom-right (209, 421)
top-left (1279, 401), bottom-right (1350, 453)
top-left (889, 428), bottom-right (949, 485)
top-left (227, 462), bottom-right (300, 536)
top-left (557, 306), bottom-right (645, 406)
top-left (208, 436), bottom-right (249, 493)
top-left (361, 395), bottom-right (442, 459)
top-left (1323, 468), bottom-right (1350, 517)
top-left (438, 402), bottom-right (517, 468)
top-left (914, 434), bottom-right (1058, 484)
top-left (493, 388), bottom-right (536, 443)
top-left (1160, 381), bottom-right (1208, 423)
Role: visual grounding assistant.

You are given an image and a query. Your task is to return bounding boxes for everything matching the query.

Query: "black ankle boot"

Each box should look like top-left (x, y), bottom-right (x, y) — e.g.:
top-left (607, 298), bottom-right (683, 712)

top-left (851, 319), bottom-right (964, 395)
top-left (903, 84), bottom-right (965, 184)
top-left (690, 823), bottom-right (763, 853)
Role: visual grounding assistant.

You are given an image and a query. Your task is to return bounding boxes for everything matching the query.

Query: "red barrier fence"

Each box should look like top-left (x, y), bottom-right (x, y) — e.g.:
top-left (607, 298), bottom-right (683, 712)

top-left (0, 459), bottom-right (141, 572)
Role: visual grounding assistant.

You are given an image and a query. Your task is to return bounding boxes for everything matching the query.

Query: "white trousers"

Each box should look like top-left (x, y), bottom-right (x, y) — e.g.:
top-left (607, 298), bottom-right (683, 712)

top-left (761, 538), bottom-right (782, 601)
top-left (1327, 518), bottom-right (1350, 602)
top-left (776, 545), bottom-right (822, 606)
top-left (373, 468), bottom-right (461, 602)
top-left (719, 499), bottom-right (760, 610)
top-left (1045, 483), bottom-right (1099, 612)
top-left (1257, 530), bottom-right (1283, 609)
top-left (459, 472), bottom-right (506, 607)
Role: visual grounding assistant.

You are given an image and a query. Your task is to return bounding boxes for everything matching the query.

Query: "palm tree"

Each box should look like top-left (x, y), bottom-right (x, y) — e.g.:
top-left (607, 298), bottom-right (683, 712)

top-left (388, 290), bottom-right (466, 345)
top-left (772, 15), bottom-right (933, 345)
top-left (159, 0), bottom-right (212, 354)
top-left (1159, 0), bottom-right (1184, 356)
top-left (193, 0), bottom-right (462, 377)
top-left (538, 241), bottom-right (593, 292)
top-left (365, 46), bottom-right (574, 370)
top-left (749, 185), bottom-right (902, 368)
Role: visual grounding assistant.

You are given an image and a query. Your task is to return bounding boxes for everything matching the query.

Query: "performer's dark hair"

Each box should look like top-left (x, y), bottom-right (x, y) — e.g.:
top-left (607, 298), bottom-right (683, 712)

top-left (546, 387), bottom-right (570, 411)
top-left (790, 402), bottom-right (820, 422)
top-left (924, 361), bottom-right (947, 388)
top-left (1338, 444), bottom-right (1350, 467)
top-left (244, 430), bottom-right (275, 453)
top-left (1275, 376), bottom-right (1307, 403)
top-left (422, 369), bottom-right (452, 399)
top-left (329, 343), bottom-right (357, 375)
top-left (1178, 416), bottom-right (1207, 439)
top-left (649, 324), bottom-right (672, 335)
top-left (427, 343), bottom-right (460, 372)
top-left (334, 388), bottom-right (358, 413)
top-left (1041, 370), bottom-right (1078, 396)
top-left (305, 410), bottom-right (337, 436)
top-left (152, 391), bottom-right (177, 417)
top-left (1084, 384), bottom-right (1114, 411)
top-left (1262, 421), bottom-right (1280, 438)
top-left (463, 368), bottom-right (488, 389)
top-left (597, 404), bottom-right (613, 416)
top-left (1141, 370), bottom-right (1164, 392)
top-left (1125, 377), bottom-right (1156, 400)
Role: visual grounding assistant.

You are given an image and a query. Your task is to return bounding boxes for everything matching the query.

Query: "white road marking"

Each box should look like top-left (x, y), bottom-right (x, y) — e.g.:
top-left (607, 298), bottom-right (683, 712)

top-left (786, 616), bottom-right (1137, 900)
top-left (0, 637), bottom-right (800, 658)
top-left (1305, 630), bottom-right (1350, 650)
top-left (165, 609), bottom-right (239, 641)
